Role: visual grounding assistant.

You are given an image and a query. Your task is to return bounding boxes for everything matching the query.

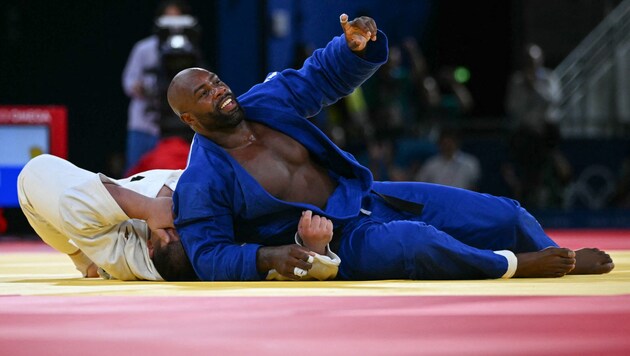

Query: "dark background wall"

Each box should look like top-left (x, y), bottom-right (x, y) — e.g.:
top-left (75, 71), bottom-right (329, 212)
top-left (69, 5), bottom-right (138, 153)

top-left (1, 0), bottom-right (625, 231)
top-left (0, 0), bottom-right (218, 175)
top-left (1, 0), bottom-right (617, 173)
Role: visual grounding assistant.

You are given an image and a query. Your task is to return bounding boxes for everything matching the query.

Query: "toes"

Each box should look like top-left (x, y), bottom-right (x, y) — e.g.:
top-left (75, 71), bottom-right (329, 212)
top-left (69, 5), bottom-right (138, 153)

top-left (601, 262), bottom-right (615, 273)
top-left (543, 247), bottom-right (575, 258)
top-left (555, 247), bottom-right (576, 258)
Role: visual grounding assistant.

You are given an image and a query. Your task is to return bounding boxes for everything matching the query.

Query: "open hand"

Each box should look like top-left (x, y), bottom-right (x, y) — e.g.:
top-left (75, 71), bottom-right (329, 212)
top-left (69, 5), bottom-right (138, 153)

top-left (340, 13), bottom-right (378, 53)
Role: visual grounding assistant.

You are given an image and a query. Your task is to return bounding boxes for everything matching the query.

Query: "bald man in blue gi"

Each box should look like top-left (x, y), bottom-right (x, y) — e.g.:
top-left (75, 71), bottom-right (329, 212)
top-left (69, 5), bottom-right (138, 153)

top-left (166, 14), bottom-right (614, 281)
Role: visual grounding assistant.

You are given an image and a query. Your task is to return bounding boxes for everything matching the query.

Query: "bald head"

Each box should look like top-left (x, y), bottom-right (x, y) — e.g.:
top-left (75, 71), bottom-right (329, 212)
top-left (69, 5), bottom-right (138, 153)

top-left (167, 67), bottom-right (211, 117)
top-left (166, 68), bottom-right (244, 135)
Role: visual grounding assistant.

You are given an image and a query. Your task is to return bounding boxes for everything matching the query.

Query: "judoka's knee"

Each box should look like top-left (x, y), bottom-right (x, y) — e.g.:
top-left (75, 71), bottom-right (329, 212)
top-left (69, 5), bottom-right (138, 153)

top-left (386, 222), bottom-right (444, 258)
top-left (491, 197), bottom-right (523, 229)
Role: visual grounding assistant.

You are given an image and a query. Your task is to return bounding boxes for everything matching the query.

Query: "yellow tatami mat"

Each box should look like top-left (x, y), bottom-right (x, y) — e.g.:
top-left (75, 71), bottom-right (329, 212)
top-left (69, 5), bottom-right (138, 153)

top-left (1, 249), bottom-right (629, 297)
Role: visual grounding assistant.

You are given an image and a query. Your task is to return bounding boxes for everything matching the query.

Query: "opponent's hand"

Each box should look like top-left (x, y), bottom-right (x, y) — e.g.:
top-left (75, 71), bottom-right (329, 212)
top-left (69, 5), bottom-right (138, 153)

top-left (147, 227), bottom-right (179, 259)
top-left (145, 197), bottom-right (175, 233)
top-left (298, 210), bottom-right (333, 255)
top-left (85, 262), bottom-right (99, 278)
top-left (256, 245), bottom-right (314, 280)
top-left (340, 13), bottom-right (378, 53)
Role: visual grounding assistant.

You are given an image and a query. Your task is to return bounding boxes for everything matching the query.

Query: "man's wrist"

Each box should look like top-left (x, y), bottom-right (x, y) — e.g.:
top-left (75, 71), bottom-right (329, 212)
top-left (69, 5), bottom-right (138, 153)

top-left (295, 232), bottom-right (328, 255)
top-left (255, 246), bottom-right (272, 273)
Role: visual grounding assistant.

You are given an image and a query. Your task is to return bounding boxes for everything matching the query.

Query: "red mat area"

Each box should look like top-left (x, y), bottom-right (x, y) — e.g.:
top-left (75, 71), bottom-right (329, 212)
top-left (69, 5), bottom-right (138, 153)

top-left (0, 239), bottom-right (54, 253)
top-left (547, 229), bottom-right (630, 250)
top-left (1, 295), bottom-right (629, 355)
top-left (1, 230), bottom-right (629, 354)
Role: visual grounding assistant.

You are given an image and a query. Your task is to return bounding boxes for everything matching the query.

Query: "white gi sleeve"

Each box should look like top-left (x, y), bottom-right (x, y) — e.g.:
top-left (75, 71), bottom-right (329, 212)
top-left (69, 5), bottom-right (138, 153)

top-left (58, 174), bottom-right (162, 281)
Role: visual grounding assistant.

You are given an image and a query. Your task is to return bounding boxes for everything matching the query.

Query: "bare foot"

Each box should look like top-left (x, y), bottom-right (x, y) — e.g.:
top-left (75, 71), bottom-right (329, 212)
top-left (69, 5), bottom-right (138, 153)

top-left (568, 248), bottom-right (614, 274)
top-left (514, 247), bottom-right (576, 278)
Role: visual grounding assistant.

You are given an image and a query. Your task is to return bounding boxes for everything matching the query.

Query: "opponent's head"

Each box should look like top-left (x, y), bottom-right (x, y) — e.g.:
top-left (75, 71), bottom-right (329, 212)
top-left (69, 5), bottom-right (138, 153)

top-left (148, 229), bottom-right (198, 281)
top-left (167, 68), bottom-right (245, 136)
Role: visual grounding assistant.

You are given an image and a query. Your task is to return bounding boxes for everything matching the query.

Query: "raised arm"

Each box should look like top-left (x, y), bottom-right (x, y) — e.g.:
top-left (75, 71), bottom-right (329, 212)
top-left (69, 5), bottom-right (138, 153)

top-left (239, 13), bottom-right (388, 119)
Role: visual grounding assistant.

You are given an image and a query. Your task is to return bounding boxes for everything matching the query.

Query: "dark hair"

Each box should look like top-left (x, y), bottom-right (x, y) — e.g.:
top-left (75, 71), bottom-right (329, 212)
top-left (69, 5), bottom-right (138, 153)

top-left (152, 240), bottom-right (199, 281)
top-left (155, 0), bottom-right (192, 18)
top-left (438, 127), bottom-right (461, 142)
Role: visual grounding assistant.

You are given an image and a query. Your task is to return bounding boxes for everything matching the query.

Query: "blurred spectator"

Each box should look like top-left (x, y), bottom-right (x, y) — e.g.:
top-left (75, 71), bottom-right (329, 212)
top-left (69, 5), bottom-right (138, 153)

top-left (505, 43), bottom-right (561, 133)
top-left (122, 0), bottom-right (192, 172)
top-left (362, 39), bottom-right (434, 140)
top-left (325, 87), bottom-right (373, 155)
top-left (415, 128), bottom-right (481, 191)
top-left (503, 43), bottom-right (571, 209)
top-left (434, 65), bottom-right (474, 124)
top-left (502, 123), bottom-right (572, 209)
top-left (360, 37), bottom-right (442, 181)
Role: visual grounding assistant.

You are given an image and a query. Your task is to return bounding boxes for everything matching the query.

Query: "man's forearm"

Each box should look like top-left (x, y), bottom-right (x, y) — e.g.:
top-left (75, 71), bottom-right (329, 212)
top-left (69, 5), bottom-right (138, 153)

top-left (103, 182), bottom-right (155, 220)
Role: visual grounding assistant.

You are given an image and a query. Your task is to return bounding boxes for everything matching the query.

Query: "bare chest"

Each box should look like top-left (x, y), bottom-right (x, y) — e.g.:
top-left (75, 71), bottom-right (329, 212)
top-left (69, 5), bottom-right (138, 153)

top-left (227, 124), bottom-right (335, 207)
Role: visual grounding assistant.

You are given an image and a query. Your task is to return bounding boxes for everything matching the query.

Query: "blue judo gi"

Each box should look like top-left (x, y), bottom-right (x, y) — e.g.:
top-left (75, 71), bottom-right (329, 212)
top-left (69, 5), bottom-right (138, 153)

top-left (173, 31), bottom-right (557, 281)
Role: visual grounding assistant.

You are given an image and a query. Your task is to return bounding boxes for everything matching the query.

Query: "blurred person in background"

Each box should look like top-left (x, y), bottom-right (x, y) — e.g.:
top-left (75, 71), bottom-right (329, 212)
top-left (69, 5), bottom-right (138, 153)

top-left (415, 127), bottom-right (481, 191)
top-left (434, 65), bottom-right (474, 125)
top-left (361, 37), bottom-right (441, 181)
top-left (506, 43), bottom-right (561, 133)
top-left (503, 43), bottom-right (571, 209)
top-left (122, 0), bottom-right (195, 174)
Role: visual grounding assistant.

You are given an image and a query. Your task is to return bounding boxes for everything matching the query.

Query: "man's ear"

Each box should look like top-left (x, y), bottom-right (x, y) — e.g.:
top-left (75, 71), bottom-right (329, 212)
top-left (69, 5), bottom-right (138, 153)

top-left (147, 237), bottom-right (155, 259)
top-left (180, 113), bottom-right (193, 125)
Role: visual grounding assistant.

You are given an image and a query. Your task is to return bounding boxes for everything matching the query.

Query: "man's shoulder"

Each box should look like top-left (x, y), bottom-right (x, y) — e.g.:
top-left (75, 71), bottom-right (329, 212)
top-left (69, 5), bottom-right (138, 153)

top-left (179, 147), bottom-right (234, 187)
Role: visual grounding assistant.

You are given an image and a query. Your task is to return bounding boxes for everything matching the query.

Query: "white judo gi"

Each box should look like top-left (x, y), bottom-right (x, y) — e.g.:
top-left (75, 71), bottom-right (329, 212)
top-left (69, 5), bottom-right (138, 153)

top-left (18, 154), bottom-right (180, 280)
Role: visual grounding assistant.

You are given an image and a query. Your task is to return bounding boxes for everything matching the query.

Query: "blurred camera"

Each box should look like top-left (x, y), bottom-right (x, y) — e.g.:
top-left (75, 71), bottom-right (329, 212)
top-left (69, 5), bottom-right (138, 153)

top-left (155, 15), bottom-right (201, 78)
top-left (150, 14), bottom-right (202, 138)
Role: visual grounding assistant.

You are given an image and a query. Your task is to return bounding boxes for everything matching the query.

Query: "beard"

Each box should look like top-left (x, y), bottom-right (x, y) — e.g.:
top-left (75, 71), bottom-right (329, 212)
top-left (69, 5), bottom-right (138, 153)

top-left (199, 101), bottom-right (245, 131)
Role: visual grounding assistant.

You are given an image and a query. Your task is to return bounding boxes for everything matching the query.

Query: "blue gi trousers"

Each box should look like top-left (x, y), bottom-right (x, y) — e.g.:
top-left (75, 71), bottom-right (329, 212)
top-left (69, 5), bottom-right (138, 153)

top-left (337, 182), bottom-right (557, 280)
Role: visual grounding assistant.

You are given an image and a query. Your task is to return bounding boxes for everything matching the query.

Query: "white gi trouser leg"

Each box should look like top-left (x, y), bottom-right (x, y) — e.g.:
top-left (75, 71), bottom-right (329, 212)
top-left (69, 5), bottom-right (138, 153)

top-left (17, 154), bottom-right (95, 274)
top-left (18, 154), bottom-right (175, 280)
top-left (17, 154), bottom-right (96, 253)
